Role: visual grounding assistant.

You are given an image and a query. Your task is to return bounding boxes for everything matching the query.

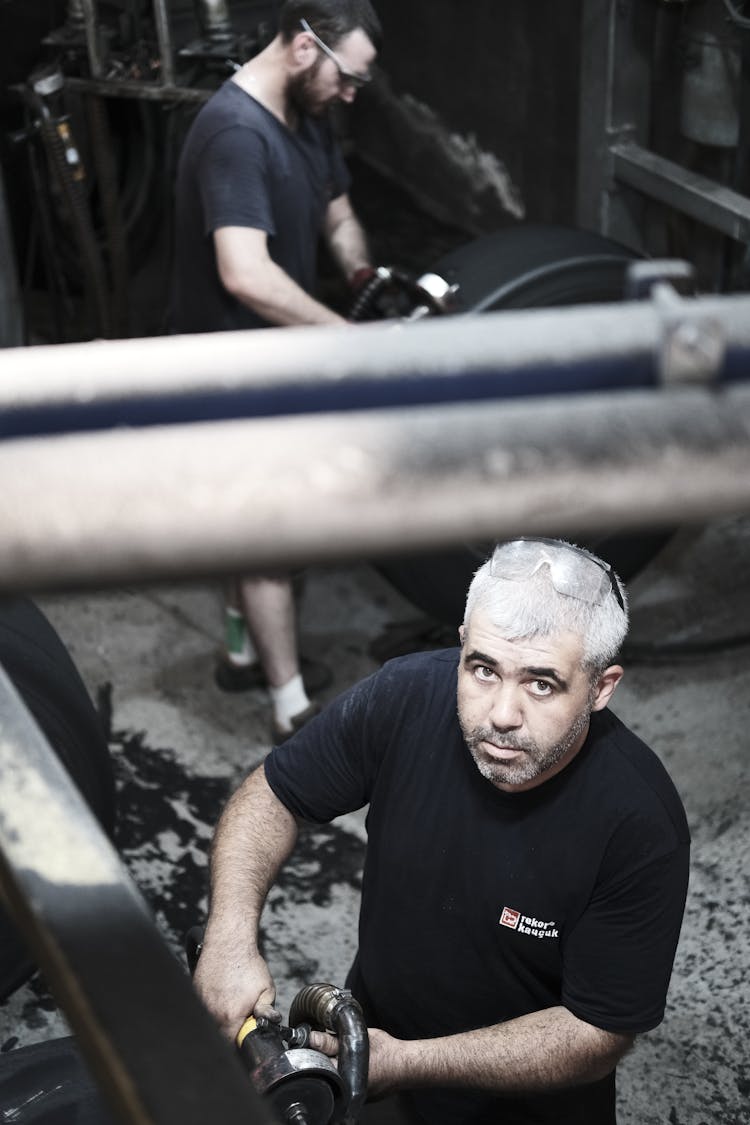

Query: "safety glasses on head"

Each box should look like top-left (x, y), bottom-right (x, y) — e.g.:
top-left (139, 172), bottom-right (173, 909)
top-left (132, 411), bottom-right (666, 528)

top-left (489, 538), bottom-right (626, 611)
top-left (300, 18), bottom-right (372, 89)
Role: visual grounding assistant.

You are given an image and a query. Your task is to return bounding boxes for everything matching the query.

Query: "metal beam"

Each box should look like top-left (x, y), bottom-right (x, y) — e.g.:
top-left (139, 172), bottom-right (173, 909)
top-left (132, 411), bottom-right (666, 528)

top-left (1, 296), bottom-right (750, 439)
top-left (0, 667), bottom-right (275, 1125)
top-left (64, 75), bottom-right (209, 103)
top-left (0, 297), bottom-right (748, 591)
top-left (0, 383), bottom-right (748, 593)
top-left (577, 0), bottom-right (654, 248)
top-left (612, 140), bottom-right (750, 243)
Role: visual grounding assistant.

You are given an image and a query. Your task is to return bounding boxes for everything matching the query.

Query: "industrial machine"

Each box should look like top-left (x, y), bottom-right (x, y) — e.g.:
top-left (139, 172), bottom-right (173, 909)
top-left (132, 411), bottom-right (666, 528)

top-left (2, 0), bottom-right (749, 347)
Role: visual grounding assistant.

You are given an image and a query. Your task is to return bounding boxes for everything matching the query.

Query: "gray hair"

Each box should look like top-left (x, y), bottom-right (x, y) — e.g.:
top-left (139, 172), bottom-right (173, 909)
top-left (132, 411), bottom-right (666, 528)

top-left (463, 538), bottom-right (629, 674)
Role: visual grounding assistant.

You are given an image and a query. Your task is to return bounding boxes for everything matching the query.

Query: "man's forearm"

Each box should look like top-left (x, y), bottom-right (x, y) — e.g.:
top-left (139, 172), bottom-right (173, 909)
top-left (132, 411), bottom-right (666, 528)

top-left (368, 1007), bottom-right (633, 1097)
top-left (230, 259), bottom-right (346, 327)
top-left (206, 764), bottom-right (298, 946)
top-left (324, 201), bottom-right (371, 280)
top-left (193, 765), bottom-right (297, 1034)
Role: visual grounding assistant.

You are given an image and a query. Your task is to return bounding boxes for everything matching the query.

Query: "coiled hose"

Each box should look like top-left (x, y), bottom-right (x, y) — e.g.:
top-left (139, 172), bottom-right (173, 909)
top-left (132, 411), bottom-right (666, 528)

top-left (289, 983), bottom-right (369, 1124)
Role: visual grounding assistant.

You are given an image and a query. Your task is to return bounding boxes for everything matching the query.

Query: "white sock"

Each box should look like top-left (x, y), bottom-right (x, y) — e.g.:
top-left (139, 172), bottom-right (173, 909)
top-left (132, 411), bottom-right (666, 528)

top-left (270, 674), bottom-right (311, 730)
top-left (224, 607), bottom-right (258, 667)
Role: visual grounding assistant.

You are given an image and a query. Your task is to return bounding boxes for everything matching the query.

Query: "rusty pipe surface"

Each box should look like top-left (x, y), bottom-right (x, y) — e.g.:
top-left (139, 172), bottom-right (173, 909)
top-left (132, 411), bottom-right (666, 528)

top-left (0, 385), bottom-right (749, 593)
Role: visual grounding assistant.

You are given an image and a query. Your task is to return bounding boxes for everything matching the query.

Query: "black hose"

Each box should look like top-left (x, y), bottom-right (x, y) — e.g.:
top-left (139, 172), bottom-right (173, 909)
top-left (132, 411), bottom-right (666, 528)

top-left (32, 92), bottom-right (110, 337)
top-left (289, 983), bottom-right (369, 1124)
top-left (86, 93), bottom-right (130, 336)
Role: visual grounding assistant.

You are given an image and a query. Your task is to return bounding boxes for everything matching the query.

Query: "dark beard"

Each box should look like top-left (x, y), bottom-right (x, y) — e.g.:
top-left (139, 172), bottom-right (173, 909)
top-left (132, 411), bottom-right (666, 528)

top-left (288, 61), bottom-right (327, 118)
top-left (460, 706), bottom-right (591, 788)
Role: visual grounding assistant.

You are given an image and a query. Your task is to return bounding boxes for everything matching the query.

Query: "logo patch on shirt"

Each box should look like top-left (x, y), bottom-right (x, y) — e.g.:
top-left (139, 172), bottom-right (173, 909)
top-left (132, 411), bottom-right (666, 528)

top-left (499, 906), bottom-right (520, 929)
top-left (499, 907), bottom-right (559, 939)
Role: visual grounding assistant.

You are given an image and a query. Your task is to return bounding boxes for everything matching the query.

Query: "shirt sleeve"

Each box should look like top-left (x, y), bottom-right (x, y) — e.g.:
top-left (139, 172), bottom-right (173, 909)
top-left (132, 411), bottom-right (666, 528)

top-left (562, 842), bottom-right (690, 1033)
top-left (197, 125), bottom-right (275, 237)
top-left (264, 670), bottom-right (383, 822)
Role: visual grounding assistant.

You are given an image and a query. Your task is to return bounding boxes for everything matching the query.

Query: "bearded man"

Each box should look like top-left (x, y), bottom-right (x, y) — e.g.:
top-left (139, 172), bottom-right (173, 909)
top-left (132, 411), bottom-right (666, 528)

top-left (169, 0), bottom-right (380, 741)
top-left (194, 538), bottom-right (690, 1124)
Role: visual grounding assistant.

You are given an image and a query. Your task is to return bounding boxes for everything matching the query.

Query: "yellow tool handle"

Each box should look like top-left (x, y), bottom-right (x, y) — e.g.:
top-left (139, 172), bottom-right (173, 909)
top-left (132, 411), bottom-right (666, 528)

top-left (236, 1015), bottom-right (258, 1048)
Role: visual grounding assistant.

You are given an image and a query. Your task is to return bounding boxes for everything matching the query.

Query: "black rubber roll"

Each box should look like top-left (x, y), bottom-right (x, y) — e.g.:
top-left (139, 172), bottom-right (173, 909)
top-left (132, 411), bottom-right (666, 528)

top-left (376, 224), bottom-right (675, 627)
top-left (0, 597), bottom-right (115, 1000)
top-left (432, 222), bottom-right (641, 313)
top-left (0, 1037), bottom-right (115, 1125)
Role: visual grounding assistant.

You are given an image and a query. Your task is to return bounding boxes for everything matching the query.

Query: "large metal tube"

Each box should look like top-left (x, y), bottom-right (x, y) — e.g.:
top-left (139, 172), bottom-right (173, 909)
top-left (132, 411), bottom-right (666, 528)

top-left (0, 383), bottom-right (748, 593)
top-left (0, 296), bottom-right (749, 439)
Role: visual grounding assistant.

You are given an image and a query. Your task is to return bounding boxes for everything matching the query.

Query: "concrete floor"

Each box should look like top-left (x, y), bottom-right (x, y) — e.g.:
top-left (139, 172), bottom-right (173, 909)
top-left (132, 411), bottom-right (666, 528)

top-left (0, 517), bottom-right (748, 1124)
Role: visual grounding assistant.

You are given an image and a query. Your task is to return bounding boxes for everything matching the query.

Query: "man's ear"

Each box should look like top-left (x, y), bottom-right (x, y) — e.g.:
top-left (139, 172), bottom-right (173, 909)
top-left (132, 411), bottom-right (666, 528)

top-left (590, 665), bottom-right (624, 712)
top-left (292, 28), bottom-right (316, 68)
top-left (458, 624), bottom-right (466, 647)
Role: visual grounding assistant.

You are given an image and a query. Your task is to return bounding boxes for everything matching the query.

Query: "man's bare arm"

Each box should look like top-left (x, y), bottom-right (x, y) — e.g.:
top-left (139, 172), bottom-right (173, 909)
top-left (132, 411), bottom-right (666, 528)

top-left (316, 1007), bottom-right (633, 1098)
top-left (323, 193), bottom-right (371, 281)
top-left (194, 764), bottom-right (299, 1037)
top-left (214, 226), bottom-right (347, 326)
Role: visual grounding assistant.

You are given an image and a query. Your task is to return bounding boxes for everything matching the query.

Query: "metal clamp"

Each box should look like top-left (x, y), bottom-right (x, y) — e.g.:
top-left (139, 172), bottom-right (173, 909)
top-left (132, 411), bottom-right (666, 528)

top-left (625, 260), bottom-right (726, 386)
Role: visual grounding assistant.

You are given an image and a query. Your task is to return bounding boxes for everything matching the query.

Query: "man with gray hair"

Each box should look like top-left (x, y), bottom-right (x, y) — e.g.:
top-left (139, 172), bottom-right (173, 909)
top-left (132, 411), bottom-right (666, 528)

top-left (195, 538), bottom-right (690, 1124)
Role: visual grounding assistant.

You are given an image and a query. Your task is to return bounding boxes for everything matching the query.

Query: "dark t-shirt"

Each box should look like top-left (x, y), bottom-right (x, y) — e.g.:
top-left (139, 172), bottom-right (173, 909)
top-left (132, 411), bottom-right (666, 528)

top-left (264, 649), bottom-right (690, 1124)
top-left (169, 80), bottom-right (350, 333)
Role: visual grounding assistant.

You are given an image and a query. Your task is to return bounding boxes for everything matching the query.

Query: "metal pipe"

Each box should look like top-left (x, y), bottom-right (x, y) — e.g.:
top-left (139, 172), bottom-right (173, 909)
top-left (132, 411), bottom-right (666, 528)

top-left (0, 667), bottom-right (275, 1125)
top-left (611, 140), bottom-right (750, 242)
top-left (64, 74), bottom-right (209, 103)
top-left (0, 384), bottom-right (748, 593)
top-left (78, 0), bottom-right (104, 79)
top-left (152, 0), bottom-right (176, 86)
top-left (1, 296), bottom-right (749, 439)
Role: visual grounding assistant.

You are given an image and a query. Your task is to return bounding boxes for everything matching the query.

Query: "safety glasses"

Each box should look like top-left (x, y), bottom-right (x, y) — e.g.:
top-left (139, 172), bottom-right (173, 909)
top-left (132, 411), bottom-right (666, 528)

top-left (300, 19), bottom-right (372, 89)
top-left (490, 538), bottom-right (626, 610)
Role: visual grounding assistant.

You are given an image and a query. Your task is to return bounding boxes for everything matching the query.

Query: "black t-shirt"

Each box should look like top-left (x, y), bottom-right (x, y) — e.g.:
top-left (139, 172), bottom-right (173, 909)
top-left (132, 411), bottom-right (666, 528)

top-left (169, 80), bottom-right (350, 333)
top-left (265, 649), bottom-right (690, 1124)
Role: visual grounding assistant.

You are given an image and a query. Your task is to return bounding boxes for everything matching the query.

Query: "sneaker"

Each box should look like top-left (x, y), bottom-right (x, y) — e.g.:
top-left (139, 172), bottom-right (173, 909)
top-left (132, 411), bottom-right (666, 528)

top-left (214, 659), bottom-right (265, 693)
top-left (214, 655), bottom-right (333, 695)
top-left (271, 700), bottom-right (321, 744)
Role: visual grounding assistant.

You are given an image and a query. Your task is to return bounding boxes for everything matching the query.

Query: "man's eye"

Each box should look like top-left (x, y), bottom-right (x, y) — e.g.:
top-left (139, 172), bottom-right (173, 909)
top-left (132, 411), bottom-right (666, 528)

top-left (474, 665), bottom-right (496, 682)
top-left (529, 680), bottom-right (553, 696)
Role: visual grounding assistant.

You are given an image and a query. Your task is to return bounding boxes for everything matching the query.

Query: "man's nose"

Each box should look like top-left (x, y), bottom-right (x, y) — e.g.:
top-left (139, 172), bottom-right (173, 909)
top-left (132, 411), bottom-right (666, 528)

top-left (488, 686), bottom-right (523, 731)
top-left (339, 83), bottom-right (357, 104)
